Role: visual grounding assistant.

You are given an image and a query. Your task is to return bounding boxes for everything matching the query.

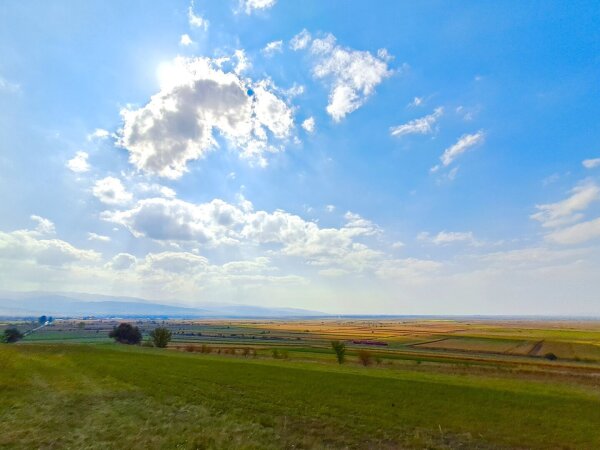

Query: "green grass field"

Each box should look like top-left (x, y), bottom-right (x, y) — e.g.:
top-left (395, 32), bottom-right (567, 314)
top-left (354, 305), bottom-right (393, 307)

top-left (2, 343), bottom-right (600, 449)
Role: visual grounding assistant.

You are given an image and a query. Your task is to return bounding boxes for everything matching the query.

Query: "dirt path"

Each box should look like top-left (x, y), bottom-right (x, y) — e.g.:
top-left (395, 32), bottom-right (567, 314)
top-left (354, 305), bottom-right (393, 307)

top-left (528, 340), bottom-right (545, 356)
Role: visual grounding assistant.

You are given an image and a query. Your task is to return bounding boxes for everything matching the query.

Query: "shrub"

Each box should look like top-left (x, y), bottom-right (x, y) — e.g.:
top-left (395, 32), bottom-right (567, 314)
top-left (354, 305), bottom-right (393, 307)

top-left (2, 328), bottom-right (24, 344)
top-left (185, 344), bottom-right (195, 352)
top-left (108, 323), bottom-right (142, 345)
top-left (544, 352), bottom-right (558, 361)
top-left (142, 339), bottom-right (154, 347)
top-left (271, 349), bottom-right (288, 359)
top-left (375, 356), bottom-right (383, 366)
top-left (330, 340), bottom-right (346, 364)
top-left (200, 344), bottom-right (211, 354)
top-left (149, 327), bottom-right (172, 348)
top-left (358, 350), bottom-right (373, 367)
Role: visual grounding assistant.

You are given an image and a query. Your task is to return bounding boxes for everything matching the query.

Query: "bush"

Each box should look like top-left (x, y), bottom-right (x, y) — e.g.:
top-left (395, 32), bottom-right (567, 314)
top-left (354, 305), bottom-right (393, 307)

top-left (150, 327), bottom-right (172, 348)
top-left (272, 349), bottom-right (289, 359)
top-left (2, 328), bottom-right (23, 344)
top-left (544, 352), bottom-right (558, 361)
top-left (331, 340), bottom-right (346, 364)
top-left (108, 323), bottom-right (142, 345)
top-left (200, 344), bottom-right (212, 354)
top-left (358, 350), bottom-right (373, 367)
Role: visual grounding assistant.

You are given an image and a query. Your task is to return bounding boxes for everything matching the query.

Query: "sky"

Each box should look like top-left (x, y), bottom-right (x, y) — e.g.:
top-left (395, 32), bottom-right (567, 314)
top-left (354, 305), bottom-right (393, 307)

top-left (1, 0), bottom-right (599, 315)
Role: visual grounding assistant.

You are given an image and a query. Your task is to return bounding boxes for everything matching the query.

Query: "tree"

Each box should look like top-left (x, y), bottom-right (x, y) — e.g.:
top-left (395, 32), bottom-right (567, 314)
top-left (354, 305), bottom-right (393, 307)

top-left (109, 323), bottom-right (142, 345)
top-left (331, 340), bottom-right (346, 364)
top-left (358, 349), bottom-right (373, 367)
top-left (2, 328), bottom-right (24, 343)
top-left (149, 327), bottom-right (172, 348)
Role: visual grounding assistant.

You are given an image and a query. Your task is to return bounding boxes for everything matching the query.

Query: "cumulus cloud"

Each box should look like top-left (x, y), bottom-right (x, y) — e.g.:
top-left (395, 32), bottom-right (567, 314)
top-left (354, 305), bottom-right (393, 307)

top-left (308, 34), bottom-right (392, 121)
top-left (66, 151), bottom-right (90, 173)
top-left (432, 130), bottom-right (485, 171)
top-left (301, 116), bottom-right (315, 133)
top-left (30, 215), bottom-right (55, 235)
top-left (292, 32), bottom-right (391, 121)
top-left (531, 182), bottom-right (600, 228)
top-left (390, 107), bottom-right (443, 137)
top-left (583, 158), bottom-right (600, 169)
top-left (118, 56), bottom-right (293, 178)
top-left (0, 220), bottom-right (99, 267)
top-left (239, 0), bottom-right (277, 14)
top-left (102, 197), bottom-right (244, 245)
top-left (180, 34), bottom-right (194, 46)
top-left (188, 2), bottom-right (208, 29)
top-left (102, 195), bottom-right (383, 273)
top-left (108, 253), bottom-right (137, 270)
top-left (92, 177), bottom-right (133, 206)
top-left (290, 29), bottom-right (311, 50)
top-left (262, 40), bottom-right (283, 56)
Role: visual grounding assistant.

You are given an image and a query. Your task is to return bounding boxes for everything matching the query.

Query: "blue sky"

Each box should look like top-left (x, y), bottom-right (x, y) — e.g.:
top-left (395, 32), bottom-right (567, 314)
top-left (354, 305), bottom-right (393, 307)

top-left (1, 0), bottom-right (599, 314)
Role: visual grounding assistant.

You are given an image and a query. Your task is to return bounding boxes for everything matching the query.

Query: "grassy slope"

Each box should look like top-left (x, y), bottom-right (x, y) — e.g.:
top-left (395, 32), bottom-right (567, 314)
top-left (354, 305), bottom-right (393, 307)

top-left (1, 344), bottom-right (600, 449)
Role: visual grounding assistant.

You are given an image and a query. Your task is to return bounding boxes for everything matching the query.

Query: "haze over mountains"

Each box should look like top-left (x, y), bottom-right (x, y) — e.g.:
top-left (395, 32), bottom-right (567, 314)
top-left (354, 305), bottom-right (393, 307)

top-left (0, 291), bottom-right (325, 318)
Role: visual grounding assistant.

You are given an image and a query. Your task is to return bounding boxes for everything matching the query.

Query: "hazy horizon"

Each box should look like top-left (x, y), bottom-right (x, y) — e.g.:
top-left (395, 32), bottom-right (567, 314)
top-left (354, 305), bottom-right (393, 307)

top-left (1, 1), bottom-right (599, 315)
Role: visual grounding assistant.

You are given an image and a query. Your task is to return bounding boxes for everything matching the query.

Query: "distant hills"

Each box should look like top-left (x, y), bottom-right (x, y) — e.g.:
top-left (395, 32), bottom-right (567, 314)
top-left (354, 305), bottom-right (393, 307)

top-left (0, 291), bottom-right (326, 318)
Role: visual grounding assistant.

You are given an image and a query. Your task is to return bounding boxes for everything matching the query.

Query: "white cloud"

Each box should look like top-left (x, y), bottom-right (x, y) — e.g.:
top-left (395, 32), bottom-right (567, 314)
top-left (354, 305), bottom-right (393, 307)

top-left (118, 56), bottom-right (293, 178)
top-left (390, 107), bottom-right (443, 137)
top-left (409, 96), bottom-right (423, 107)
top-left (391, 241), bottom-right (405, 249)
top-left (180, 34), bottom-right (194, 46)
top-left (108, 253), bottom-right (137, 270)
top-left (102, 197), bottom-right (245, 245)
top-left (325, 204), bottom-right (335, 213)
top-left (102, 196), bottom-right (383, 273)
top-left (136, 182), bottom-right (176, 199)
top-left (545, 217), bottom-right (600, 245)
top-left (144, 251), bottom-right (208, 273)
top-left (188, 2), bottom-right (208, 29)
top-left (87, 128), bottom-right (111, 141)
top-left (583, 158), bottom-right (600, 169)
top-left (301, 116), bottom-right (315, 133)
top-left (87, 232), bottom-right (111, 242)
top-left (0, 222), bottom-right (99, 267)
top-left (30, 215), bottom-right (55, 235)
top-left (531, 182), bottom-right (600, 228)
top-left (436, 130), bottom-right (485, 168)
top-left (239, 0), bottom-right (277, 14)
top-left (262, 40), bottom-right (283, 56)
top-left (307, 33), bottom-right (392, 121)
top-left (66, 151), bottom-right (90, 173)
top-left (418, 230), bottom-right (478, 246)
top-left (92, 177), bottom-right (133, 206)
top-left (290, 29), bottom-right (311, 50)
top-left (0, 76), bottom-right (21, 93)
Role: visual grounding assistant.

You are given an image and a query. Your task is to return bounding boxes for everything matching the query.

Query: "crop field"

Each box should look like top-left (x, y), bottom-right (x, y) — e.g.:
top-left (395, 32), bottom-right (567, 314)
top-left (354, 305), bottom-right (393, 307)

top-left (2, 318), bottom-right (600, 448)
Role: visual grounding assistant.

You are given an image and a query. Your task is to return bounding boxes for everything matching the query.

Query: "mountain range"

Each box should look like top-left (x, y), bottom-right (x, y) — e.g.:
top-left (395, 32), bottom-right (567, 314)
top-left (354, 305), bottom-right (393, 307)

top-left (0, 291), bottom-right (326, 318)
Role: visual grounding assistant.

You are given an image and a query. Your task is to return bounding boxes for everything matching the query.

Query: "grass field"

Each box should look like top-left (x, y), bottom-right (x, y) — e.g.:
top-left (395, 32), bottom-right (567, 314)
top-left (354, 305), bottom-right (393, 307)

top-left (2, 318), bottom-right (600, 448)
top-left (2, 343), bottom-right (600, 449)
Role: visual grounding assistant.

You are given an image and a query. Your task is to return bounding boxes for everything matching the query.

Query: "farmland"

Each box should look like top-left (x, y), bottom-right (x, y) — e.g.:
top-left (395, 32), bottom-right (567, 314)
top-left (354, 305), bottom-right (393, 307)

top-left (2, 318), bottom-right (600, 448)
